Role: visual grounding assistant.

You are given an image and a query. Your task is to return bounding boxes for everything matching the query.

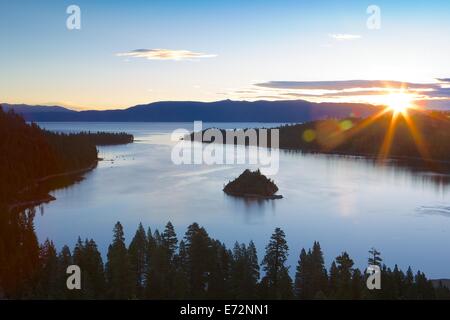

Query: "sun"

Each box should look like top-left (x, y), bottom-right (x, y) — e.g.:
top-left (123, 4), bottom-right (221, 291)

top-left (385, 92), bottom-right (414, 114)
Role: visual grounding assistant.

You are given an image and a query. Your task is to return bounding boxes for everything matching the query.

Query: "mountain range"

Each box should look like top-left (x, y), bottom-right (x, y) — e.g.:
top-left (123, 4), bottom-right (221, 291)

top-left (1, 100), bottom-right (380, 122)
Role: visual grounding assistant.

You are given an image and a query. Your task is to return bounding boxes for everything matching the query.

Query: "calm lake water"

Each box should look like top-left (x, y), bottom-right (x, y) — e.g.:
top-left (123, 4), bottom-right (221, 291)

top-left (36, 122), bottom-right (450, 278)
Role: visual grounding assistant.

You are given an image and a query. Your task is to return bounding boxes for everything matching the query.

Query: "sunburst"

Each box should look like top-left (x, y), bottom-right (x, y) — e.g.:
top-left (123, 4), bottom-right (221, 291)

top-left (384, 92), bottom-right (414, 114)
top-left (322, 85), bottom-right (437, 166)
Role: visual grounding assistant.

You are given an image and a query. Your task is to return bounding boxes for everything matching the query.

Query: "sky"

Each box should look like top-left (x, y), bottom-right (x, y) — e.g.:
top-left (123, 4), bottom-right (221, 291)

top-left (1, 0), bottom-right (450, 110)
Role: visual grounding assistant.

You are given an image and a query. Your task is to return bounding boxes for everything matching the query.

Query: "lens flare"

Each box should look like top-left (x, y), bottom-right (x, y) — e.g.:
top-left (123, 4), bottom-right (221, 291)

top-left (384, 92), bottom-right (414, 114)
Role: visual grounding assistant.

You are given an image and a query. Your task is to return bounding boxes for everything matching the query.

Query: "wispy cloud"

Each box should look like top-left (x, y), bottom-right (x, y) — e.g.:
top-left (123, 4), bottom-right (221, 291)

top-left (256, 80), bottom-right (440, 90)
top-left (256, 80), bottom-right (437, 91)
top-left (249, 79), bottom-right (450, 108)
top-left (116, 49), bottom-right (217, 61)
top-left (219, 79), bottom-right (450, 109)
top-left (329, 34), bottom-right (361, 41)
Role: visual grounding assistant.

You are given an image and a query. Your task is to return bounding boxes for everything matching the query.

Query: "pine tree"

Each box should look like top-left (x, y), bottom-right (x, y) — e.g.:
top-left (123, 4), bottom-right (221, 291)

top-left (173, 240), bottom-right (189, 298)
top-left (184, 223), bottom-right (211, 298)
top-left (1, 208), bottom-right (40, 299)
top-left (351, 269), bottom-right (364, 299)
top-left (261, 228), bottom-right (293, 299)
top-left (106, 222), bottom-right (132, 299)
top-left (415, 271), bottom-right (435, 299)
top-left (328, 261), bottom-right (339, 298)
top-left (404, 266), bottom-right (416, 298)
top-left (56, 245), bottom-right (73, 299)
top-left (145, 228), bottom-right (166, 298)
top-left (161, 222), bottom-right (178, 259)
top-left (295, 242), bottom-right (328, 299)
top-left (83, 239), bottom-right (105, 299)
top-left (295, 248), bottom-right (310, 299)
top-left (246, 241), bottom-right (260, 297)
top-left (392, 264), bottom-right (405, 299)
top-left (207, 240), bottom-right (231, 298)
top-left (160, 222), bottom-right (180, 298)
top-left (310, 242), bottom-right (328, 297)
top-left (334, 252), bottom-right (354, 299)
top-left (230, 242), bottom-right (245, 298)
top-left (36, 239), bottom-right (58, 298)
top-left (128, 223), bottom-right (147, 298)
top-left (368, 247), bottom-right (382, 266)
top-left (144, 227), bottom-right (157, 298)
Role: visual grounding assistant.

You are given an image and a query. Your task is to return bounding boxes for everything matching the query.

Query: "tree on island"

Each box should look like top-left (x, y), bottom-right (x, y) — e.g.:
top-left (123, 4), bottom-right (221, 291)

top-left (223, 169), bottom-right (282, 199)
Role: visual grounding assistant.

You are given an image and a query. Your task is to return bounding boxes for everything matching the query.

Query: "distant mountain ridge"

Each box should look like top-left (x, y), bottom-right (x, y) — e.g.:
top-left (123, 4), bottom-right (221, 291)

top-left (1, 103), bottom-right (74, 113)
top-left (1, 100), bottom-right (380, 122)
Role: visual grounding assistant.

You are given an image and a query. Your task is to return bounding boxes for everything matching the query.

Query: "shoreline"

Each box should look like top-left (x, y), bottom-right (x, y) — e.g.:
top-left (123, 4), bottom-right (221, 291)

top-left (224, 191), bottom-right (283, 200)
top-left (193, 136), bottom-right (450, 173)
top-left (7, 161), bottom-right (98, 213)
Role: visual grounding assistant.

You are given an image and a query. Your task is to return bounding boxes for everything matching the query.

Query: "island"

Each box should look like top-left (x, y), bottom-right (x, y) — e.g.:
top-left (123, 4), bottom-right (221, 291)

top-left (223, 169), bottom-right (283, 199)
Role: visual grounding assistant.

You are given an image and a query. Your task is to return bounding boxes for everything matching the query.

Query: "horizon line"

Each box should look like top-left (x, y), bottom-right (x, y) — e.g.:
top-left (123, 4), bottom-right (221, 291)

top-left (1, 99), bottom-right (388, 112)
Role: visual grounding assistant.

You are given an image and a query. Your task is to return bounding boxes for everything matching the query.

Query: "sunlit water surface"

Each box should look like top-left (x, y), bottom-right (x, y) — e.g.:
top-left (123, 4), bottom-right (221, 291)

top-left (36, 122), bottom-right (450, 278)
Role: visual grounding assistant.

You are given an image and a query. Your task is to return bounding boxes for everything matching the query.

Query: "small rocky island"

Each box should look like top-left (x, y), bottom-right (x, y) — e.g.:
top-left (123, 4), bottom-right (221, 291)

top-left (223, 169), bottom-right (283, 199)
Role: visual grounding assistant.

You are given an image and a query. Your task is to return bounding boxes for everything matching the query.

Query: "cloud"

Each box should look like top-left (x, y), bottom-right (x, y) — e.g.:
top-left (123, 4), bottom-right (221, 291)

top-left (428, 87), bottom-right (450, 98)
top-left (329, 34), bottom-right (361, 40)
top-left (251, 80), bottom-right (450, 108)
top-left (256, 80), bottom-right (437, 91)
top-left (221, 80), bottom-right (450, 109)
top-left (283, 90), bottom-right (401, 98)
top-left (437, 78), bottom-right (450, 83)
top-left (116, 49), bottom-right (217, 61)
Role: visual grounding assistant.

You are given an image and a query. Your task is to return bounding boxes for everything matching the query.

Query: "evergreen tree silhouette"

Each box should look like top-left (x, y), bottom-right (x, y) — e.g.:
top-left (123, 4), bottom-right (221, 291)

top-left (184, 223), bottom-right (211, 298)
top-left (128, 223), bottom-right (147, 298)
top-left (106, 222), bottom-right (132, 299)
top-left (334, 252), bottom-right (354, 299)
top-left (368, 247), bottom-right (382, 266)
top-left (261, 228), bottom-right (293, 299)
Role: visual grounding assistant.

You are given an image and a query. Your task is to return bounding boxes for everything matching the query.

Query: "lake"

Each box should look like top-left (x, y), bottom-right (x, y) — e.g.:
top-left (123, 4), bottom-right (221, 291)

top-left (35, 122), bottom-right (450, 279)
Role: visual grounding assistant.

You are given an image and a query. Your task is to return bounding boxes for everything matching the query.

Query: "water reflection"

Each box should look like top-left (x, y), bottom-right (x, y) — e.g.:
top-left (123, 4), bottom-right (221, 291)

top-left (282, 149), bottom-right (450, 191)
top-left (417, 205), bottom-right (450, 217)
top-left (225, 193), bottom-right (278, 224)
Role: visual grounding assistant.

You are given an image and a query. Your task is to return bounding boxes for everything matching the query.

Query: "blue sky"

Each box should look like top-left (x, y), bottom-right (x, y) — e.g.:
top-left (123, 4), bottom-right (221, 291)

top-left (1, 0), bottom-right (450, 109)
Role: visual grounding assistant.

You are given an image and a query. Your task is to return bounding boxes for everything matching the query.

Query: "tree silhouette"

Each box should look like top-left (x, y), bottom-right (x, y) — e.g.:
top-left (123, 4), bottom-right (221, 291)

top-left (1, 217), bottom-right (449, 300)
top-left (368, 247), bottom-right (382, 266)
top-left (184, 223), bottom-right (211, 298)
top-left (128, 223), bottom-right (147, 298)
top-left (295, 242), bottom-right (328, 299)
top-left (106, 222), bottom-right (132, 299)
top-left (261, 228), bottom-right (293, 299)
top-left (334, 252), bottom-right (354, 299)
top-left (230, 241), bottom-right (260, 299)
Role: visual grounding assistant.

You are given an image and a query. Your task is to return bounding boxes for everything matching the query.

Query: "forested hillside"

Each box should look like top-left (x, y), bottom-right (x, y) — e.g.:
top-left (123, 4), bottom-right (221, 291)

top-left (274, 111), bottom-right (450, 163)
top-left (0, 107), bottom-right (133, 205)
top-left (191, 110), bottom-right (450, 166)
